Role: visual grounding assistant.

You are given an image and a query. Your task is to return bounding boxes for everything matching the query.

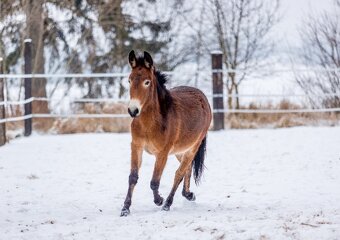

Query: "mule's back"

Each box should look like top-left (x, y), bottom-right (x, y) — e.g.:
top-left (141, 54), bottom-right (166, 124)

top-left (169, 86), bottom-right (211, 150)
top-left (170, 86), bottom-right (211, 123)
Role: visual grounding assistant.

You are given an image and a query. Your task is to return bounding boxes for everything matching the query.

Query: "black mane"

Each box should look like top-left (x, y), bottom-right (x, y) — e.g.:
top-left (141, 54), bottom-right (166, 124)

top-left (155, 70), bottom-right (172, 128)
top-left (155, 71), bottom-right (168, 89)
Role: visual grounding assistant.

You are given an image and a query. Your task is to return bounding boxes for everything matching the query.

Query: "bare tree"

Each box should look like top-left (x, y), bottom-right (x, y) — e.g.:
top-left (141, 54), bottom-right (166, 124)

top-left (0, 57), bottom-right (6, 146)
top-left (295, 0), bottom-right (340, 108)
top-left (26, 0), bottom-right (49, 114)
top-left (209, 0), bottom-right (280, 109)
top-left (174, 1), bottom-right (211, 87)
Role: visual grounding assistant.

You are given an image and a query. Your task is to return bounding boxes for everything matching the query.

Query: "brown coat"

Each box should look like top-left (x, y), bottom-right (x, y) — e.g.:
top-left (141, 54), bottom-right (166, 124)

top-left (121, 51), bottom-right (211, 216)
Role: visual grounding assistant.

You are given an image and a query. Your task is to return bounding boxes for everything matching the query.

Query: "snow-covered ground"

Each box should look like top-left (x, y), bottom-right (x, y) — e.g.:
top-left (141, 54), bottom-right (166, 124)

top-left (0, 127), bottom-right (340, 239)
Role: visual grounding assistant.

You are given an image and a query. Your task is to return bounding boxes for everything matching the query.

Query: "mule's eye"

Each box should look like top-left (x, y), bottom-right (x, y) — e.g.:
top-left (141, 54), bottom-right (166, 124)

top-left (144, 80), bottom-right (151, 87)
top-left (128, 79), bottom-right (131, 84)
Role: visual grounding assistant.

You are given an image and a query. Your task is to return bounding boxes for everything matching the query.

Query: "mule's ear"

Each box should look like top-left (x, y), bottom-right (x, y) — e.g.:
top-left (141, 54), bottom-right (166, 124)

top-left (128, 50), bottom-right (137, 68)
top-left (144, 51), bottom-right (153, 69)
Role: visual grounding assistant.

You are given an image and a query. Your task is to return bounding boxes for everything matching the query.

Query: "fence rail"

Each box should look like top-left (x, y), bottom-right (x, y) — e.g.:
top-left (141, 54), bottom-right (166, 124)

top-left (1, 92), bottom-right (340, 124)
top-left (0, 72), bottom-right (173, 79)
top-left (0, 97), bottom-right (50, 106)
top-left (2, 106), bottom-right (340, 124)
top-left (213, 108), bottom-right (340, 113)
top-left (0, 68), bottom-right (340, 80)
top-left (211, 93), bottom-right (340, 98)
top-left (2, 92), bottom-right (340, 107)
top-left (0, 67), bottom-right (339, 80)
top-left (1, 46), bottom-right (340, 136)
top-left (1, 76), bottom-right (340, 125)
top-left (0, 113), bottom-right (131, 124)
top-left (0, 73), bottom-right (128, 79)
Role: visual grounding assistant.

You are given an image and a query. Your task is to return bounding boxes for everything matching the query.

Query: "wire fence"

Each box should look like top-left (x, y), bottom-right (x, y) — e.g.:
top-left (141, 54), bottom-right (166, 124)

top-left (0, 67), bottom-right (339, 79)
top-left (0, 70), bottom-right (340, 125)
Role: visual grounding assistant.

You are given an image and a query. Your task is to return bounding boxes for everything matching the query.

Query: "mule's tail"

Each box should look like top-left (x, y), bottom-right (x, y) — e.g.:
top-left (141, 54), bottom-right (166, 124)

top-left (193, 136), bottom-right (207, 185)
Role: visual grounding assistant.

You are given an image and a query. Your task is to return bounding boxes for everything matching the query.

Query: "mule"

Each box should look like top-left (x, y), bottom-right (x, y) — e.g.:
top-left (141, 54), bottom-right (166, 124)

top-left (120, 50), bottom-right (212, 216)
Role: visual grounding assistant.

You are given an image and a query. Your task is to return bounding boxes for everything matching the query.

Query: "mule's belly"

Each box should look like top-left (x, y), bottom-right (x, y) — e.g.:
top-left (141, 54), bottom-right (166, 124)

top-left (169, 142), bottom-right (195, 155)
top-left (169, 148), bottom-right (189, 155)
top-left (144, 144), bottom-right (158, 155)
top-left (143, 139), bottom-right (195, 155)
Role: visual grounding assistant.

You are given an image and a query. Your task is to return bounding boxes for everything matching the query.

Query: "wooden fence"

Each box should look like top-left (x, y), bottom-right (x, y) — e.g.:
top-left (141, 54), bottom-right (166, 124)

top-left (1, 39), bottom-right (340, 146)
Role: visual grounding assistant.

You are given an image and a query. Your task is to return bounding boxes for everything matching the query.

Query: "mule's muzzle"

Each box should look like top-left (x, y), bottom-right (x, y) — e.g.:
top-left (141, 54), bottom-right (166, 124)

top-left (128, 99), bottom-right (141, 118)
top-left (128, 107), bottom-right (139, 118)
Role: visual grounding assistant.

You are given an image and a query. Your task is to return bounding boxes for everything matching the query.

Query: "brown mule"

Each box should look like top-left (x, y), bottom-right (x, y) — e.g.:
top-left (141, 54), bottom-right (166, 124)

top-left (120, 50), bottom-right (212, 216)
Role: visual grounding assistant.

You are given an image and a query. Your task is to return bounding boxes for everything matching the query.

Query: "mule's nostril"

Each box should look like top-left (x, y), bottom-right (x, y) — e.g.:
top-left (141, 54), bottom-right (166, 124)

top-left (128, 107), bottom-right (140, 118)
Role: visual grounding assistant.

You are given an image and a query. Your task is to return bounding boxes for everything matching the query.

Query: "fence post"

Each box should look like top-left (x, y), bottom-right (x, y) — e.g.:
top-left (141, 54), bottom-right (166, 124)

top-left (24, 39), bottom-right (32, 136)
top-left (211, 51), bottom-right (224, 130)
top-left (0, 57), bottom-right (6, 146)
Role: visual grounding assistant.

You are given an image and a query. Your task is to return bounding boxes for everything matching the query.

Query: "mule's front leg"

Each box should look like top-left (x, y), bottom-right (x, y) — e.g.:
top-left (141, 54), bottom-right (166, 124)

top-left (176, 155), bottom-right (195, 201)
top-left (150, 153), bottom-right (168, 206)
top-left (120, 142), bottom-right (143, 217)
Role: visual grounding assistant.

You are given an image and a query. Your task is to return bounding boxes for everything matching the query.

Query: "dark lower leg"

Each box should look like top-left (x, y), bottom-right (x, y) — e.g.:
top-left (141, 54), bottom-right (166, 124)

top-left (182, 166), bottom-right (195, 201)
top-left (150, 180), bottom-right (163, 206)
top-left (163, 152), bottom-right (197, 211)
top-left (121, 170), bottom-right (138, 216)
top-left (151, 155), bottom-right (167, 206)
top-left (162, 173), bottom-right (184, 211)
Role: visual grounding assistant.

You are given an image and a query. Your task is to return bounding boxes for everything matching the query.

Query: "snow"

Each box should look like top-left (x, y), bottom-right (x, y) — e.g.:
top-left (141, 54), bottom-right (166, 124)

top-left (0, 127), bottom-right (340, 239)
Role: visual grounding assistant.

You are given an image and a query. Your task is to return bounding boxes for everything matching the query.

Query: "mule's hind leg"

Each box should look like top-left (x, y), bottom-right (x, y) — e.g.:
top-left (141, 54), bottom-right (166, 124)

top-left (175, 155), bottom-right (195, 201)
top-left (162, 149), bottom-right (197, 211)
top-left (182, 164), bottom-right (196, 201)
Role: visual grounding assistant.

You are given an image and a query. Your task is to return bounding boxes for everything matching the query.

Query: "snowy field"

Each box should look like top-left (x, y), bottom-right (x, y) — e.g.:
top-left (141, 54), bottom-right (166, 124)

top-left (0, 127), bottom-right (340, 240)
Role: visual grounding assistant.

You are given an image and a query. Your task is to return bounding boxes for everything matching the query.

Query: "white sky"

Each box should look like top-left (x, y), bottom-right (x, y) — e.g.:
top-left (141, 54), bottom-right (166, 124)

top-left (277, 0), bottom-right (334, 48)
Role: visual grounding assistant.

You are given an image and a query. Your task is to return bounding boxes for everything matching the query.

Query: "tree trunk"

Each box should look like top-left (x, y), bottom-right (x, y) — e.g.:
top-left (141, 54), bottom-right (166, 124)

top-left (227, 88), bottom-right (233, 109)
top-left (234, 83), bottom-right (240, 109)
top-left (0, 59), bottom-right (6, 146)
top-left (228, 72), bottom-right (239, 109)
top-left (26, 0), bottom-right (49, 114)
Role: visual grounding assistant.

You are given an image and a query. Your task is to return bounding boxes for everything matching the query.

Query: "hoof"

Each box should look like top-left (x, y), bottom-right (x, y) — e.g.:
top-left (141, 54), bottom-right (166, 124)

top-left (186, 192), bottom-right (196, 201)
top-left (162, 205), bottom-right (170, 211)
top-left (183, 191), bottom-right (196, 201)
top-left (154, 196), bottom-right (164, 206)
top-left (120, 207), bottom-right (130, 217)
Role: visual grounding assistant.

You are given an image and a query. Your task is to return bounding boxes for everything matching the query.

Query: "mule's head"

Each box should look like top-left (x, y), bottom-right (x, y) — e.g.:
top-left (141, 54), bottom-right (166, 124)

top-left (127, 50), bottom-right (156, 118)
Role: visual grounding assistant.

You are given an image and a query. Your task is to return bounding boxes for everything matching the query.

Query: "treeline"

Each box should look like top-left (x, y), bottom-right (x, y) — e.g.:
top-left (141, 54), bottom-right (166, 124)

top-left (0, 0), bottom-right (184, 112)
top-left (0, 0), bottom-right (339, 112)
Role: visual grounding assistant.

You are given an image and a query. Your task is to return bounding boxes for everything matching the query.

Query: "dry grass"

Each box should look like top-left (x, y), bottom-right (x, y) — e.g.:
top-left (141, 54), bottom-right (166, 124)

top-left (5, 106), bottom-right (25, 140)
top-left (4, 102), bottom-right (131, 138)
top-left (5, 105), bottom-right (24, 131)
top-left (52, 102), bottom-right (131, 134)
top-left (4, 100), bottom-right (340, 138)
top-left (226, 100), bottom-right (340, 129)
top-left (5, 105), bottom-right (55, 139)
